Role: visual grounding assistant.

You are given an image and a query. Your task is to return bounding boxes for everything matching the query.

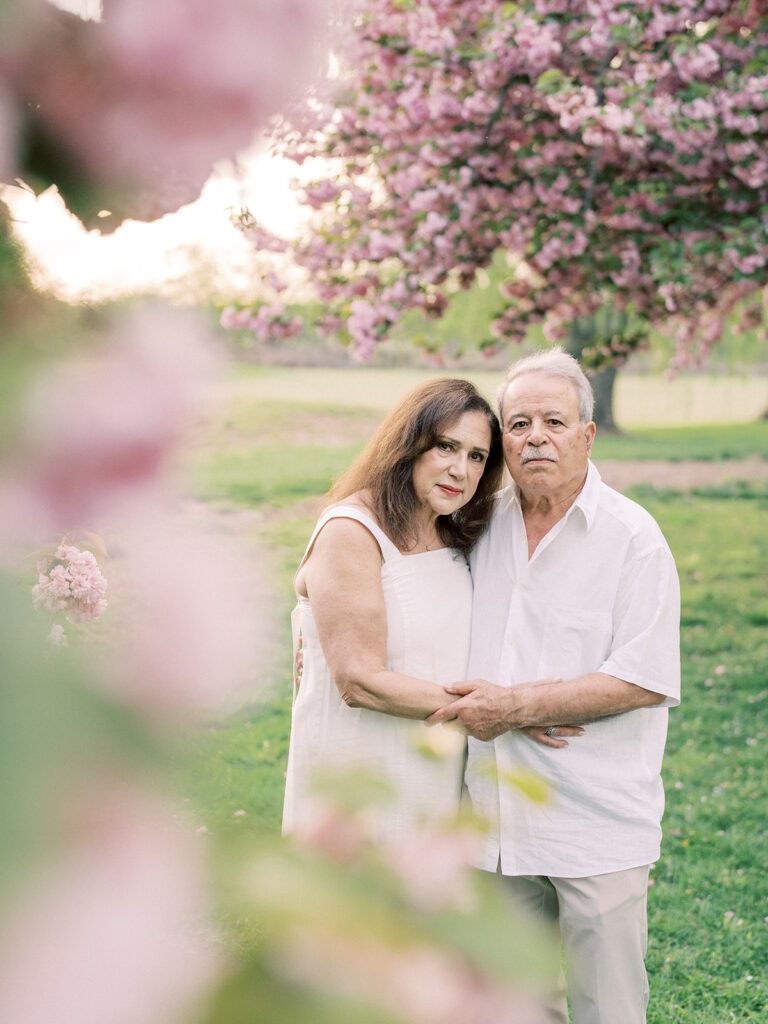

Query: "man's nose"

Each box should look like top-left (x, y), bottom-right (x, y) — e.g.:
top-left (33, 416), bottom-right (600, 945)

top-left (527, 419), bottom-right (547, 444)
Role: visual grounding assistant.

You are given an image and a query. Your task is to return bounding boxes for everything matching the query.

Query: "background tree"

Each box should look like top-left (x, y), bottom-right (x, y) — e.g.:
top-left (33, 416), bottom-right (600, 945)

top-left (265, 0), bottom-right (768, 426)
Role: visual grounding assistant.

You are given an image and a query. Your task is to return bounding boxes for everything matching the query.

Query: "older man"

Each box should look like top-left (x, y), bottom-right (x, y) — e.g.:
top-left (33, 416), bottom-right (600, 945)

top-left (429, 348), bottom-right (680, 1024)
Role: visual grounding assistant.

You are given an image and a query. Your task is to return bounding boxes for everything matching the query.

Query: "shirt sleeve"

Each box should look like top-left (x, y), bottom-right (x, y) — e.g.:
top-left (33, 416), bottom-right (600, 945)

top-left (599, 541), bottom-right (681, 707)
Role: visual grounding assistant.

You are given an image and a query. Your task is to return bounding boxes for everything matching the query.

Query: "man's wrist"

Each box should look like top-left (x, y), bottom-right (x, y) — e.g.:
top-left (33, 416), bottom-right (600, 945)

top-left (501, 686), bottom-right (526, 730)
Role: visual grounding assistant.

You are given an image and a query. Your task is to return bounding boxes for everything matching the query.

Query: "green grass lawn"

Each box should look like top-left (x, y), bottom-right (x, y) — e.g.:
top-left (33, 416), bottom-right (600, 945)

top-left (593, 422), bottom-right (768, 461)
top-left (639, 491), bottom-right (768, 1023)
top-left (181, 373), bottom-right (768, 1023)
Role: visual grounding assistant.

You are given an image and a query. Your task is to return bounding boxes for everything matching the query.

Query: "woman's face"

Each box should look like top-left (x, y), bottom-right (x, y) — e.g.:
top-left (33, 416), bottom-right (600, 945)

top-left (411, 410), bottom-right (492, 518)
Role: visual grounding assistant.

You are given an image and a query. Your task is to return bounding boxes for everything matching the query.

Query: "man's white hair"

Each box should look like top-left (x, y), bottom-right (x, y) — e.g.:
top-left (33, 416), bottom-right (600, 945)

top-left (497, 346), bottom-right (595, 424)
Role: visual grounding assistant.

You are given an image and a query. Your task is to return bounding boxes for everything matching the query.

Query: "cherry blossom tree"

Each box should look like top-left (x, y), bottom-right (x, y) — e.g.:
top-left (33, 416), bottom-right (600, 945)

top-left (267, 0), bottom-right (768, 423)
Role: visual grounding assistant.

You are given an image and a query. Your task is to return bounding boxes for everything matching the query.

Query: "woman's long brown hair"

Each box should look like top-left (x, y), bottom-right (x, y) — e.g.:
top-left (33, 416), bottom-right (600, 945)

top-left (327, 378), bottom-right (503, 554)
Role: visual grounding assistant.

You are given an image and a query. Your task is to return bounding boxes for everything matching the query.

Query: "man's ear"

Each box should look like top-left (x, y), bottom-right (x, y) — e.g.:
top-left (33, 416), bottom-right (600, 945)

top-left (584, 421), bottom-right (596, 452)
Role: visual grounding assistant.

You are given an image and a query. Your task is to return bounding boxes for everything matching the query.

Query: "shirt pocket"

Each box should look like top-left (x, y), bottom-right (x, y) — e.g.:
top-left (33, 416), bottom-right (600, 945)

top-left (537, 607), bottom-right (613, 678)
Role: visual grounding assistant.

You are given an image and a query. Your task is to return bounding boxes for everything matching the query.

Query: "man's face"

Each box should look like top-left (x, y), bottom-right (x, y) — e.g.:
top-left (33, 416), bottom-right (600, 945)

top-left (500, 372), bottom-right (595, 503)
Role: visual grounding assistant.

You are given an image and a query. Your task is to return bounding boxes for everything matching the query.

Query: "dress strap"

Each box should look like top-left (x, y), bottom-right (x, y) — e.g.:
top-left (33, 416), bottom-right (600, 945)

top-left (298, 504), bottom-right (401, 571)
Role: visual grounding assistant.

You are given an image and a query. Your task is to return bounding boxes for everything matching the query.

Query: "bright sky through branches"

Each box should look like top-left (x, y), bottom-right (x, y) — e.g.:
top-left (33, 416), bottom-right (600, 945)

top-left (2, 148), bottom-right (316, 304)
top-left (49, 0), bottom-right (102, 20)
top-left (4, 1), bottom-right (330, 305)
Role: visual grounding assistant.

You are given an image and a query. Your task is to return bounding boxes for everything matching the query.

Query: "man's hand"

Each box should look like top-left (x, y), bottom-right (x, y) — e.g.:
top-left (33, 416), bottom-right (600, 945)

top-left (425, 679), bottom-right (515, 741)
top-left (521, 725), bottom-right (584, 749)
top-left (426, 678), bottom-right (584, 743)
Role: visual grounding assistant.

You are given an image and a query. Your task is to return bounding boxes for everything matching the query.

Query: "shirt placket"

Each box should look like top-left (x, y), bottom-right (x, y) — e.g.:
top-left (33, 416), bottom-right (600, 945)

top-left (497, 504), bottom-right (577, 873)
top-left (500, 501), bottom-right (579, 684)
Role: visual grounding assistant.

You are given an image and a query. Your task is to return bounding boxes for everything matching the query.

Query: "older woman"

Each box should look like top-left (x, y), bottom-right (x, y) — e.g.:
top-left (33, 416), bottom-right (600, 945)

top-left (282, 378), bottom-right (504, 842)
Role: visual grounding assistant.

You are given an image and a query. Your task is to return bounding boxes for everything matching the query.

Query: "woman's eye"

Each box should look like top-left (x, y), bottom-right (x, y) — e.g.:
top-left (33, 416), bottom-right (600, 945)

top-left (470, 452), bottom-right (486, 463)
top-left (437, 441), bottom-right (453, 452)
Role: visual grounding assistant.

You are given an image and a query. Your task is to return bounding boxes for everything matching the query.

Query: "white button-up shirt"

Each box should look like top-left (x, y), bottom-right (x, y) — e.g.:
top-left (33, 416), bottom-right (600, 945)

top-left (466, 461), bottom-right (681, 877)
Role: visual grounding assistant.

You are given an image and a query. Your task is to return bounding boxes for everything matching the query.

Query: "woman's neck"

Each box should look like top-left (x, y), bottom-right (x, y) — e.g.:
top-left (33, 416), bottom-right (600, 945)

top-left (409, 507), bottom-right (442, 553)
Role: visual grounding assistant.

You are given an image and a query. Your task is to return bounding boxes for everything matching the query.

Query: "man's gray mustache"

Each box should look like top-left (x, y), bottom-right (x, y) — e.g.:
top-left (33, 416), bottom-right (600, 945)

top-left (522, 452), bottom-right (556, 463)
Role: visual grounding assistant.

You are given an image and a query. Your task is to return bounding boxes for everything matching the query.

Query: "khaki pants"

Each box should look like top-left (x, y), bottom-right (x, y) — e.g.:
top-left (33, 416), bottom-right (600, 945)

top-left (500, 866), bottom-right (650, 1024)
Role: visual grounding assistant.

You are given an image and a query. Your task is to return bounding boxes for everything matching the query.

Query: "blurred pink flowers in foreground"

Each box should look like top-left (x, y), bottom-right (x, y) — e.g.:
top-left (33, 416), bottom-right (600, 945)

top-left (1, 304), bottom-right (217, 539)
top-left (2, 301), bottom-right (275, 722)
top-left (383, 826), bottom-right (481, 913)
top-left (5, 0), bottom-right (329, 217)
top-left (0, 787), bottom-right (218, 1024)
top-left (276, 790), bottom-right (553, 1023)
top-left (102, 519), bottom-right (265, 723)
top-left (276, 929), bottom-right (546, 1024)
top-left (33, 543), bottom-right (108, 623)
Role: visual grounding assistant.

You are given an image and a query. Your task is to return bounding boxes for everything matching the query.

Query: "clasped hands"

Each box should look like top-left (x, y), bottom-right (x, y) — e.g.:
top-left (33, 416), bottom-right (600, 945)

top-left (426, 678), bottom-right (584, 748)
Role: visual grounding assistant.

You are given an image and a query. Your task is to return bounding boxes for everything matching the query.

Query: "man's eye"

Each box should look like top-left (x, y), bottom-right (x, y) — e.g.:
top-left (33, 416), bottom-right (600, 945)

top-left (510, 421), bottom-right (527, 431)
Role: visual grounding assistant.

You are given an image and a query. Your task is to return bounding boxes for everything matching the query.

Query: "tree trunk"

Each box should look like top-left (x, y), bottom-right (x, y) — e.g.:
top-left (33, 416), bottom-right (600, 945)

top-left (566, 314), bottom-right (620, 433)
top-left (590, 363), bottom-right (618, 432)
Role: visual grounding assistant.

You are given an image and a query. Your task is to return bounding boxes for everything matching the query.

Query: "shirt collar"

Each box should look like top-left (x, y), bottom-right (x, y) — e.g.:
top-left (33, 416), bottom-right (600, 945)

top-left (573, 459), bottom-right (601, 530)
top-left (502, 459), bottom-right (601, 532)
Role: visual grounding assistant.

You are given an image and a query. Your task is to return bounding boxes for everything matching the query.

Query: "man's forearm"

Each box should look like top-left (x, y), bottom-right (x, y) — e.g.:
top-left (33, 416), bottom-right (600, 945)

top-left (429, 673), bottom-right (667, 740)
top-left (503, 673), bottom-right (666, 729)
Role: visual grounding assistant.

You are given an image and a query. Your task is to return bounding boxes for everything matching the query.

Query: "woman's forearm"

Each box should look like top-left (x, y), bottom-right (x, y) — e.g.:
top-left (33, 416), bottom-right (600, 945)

top-left (335, 666), bottom-right (459, 719)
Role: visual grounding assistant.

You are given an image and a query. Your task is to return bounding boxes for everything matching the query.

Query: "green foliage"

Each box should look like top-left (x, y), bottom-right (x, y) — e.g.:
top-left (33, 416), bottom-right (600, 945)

top-left (535, 68), bottom-right (573, 95)
top-left (0, 223), bottom-right (27, 294)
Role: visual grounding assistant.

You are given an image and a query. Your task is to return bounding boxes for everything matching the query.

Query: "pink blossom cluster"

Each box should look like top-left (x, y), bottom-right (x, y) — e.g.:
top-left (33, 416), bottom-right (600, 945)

top-left (33, 544), bottom-right (108, 624)
top-left (220, 302), bottom-right (303, 343)
top-left (270, 0), bottom-right (768, 366)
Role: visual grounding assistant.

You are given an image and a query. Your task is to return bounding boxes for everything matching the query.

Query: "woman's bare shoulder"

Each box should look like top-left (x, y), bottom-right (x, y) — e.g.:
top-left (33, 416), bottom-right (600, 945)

top-left (312, 494), bottom-right (382, 555)
top-left (297, 499), bottom-right (381, 596)
top-left (324, 489), bottom-right (374, 515)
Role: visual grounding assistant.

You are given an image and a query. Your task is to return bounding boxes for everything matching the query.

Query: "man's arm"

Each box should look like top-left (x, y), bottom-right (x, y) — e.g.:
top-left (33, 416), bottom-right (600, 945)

top-left (426, 673), bottom-right (665, 741)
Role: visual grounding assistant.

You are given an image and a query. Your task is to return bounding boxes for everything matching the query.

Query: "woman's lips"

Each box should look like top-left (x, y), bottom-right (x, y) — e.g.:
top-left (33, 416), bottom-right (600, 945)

top-left (437, 484), bottom-right (462, 496)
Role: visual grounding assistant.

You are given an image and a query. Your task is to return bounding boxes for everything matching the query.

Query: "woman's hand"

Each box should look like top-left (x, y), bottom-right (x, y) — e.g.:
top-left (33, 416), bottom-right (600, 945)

top-left (293, 634), bottom-right (304, 691)
top-left (520, 725), bottom-right (584, 749)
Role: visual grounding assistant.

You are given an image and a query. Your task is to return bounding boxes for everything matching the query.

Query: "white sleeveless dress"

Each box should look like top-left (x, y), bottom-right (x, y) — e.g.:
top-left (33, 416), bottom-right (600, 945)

top-left (282, 505), bottom-right (473, 843)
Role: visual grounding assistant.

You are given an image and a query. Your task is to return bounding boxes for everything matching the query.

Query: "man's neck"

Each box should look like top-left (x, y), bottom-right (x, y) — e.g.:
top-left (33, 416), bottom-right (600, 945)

top-left (519, 473), bottom-right (588, 558)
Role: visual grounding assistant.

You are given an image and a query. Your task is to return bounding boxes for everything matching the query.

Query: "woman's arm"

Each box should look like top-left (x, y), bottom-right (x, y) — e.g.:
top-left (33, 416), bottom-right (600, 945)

top-left (302, 518), bottom-right (460, 719)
